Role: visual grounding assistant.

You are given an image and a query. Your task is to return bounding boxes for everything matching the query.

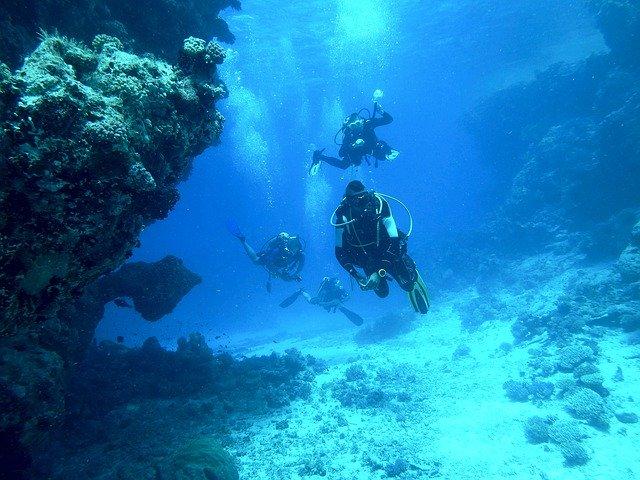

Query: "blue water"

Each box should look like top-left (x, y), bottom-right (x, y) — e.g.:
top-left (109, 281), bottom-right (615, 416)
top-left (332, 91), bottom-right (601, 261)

top-left (3, 0), bottom-right (637, 478)
top-left (96, 0), bottom-right (605, 346)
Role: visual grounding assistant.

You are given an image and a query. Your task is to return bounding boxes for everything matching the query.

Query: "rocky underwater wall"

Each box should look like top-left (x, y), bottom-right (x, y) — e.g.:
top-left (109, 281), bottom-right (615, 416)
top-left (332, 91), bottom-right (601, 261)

top-left (462, 0), bottom-right (640, 269)
top-left (421, 19), bottom-right (640, 290)
top-left (0, 1), bottom-right (239, 477)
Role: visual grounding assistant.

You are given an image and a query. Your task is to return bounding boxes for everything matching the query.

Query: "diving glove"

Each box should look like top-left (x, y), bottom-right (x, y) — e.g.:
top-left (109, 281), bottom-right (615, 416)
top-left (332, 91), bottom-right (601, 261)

top-left (360, 270), bottom-right (386, 291)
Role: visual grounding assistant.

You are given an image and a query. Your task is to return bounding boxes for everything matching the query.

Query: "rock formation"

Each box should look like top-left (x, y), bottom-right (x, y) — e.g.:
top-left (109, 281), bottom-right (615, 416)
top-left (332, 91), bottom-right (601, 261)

top-left (0, 0), bottom-right (236, 474)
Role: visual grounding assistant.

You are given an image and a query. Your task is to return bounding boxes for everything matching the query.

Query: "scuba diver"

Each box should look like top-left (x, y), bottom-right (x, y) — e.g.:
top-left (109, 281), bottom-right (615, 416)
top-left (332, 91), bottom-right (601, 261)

top-left (331, 180), bottom-right (430, 315)
top-left (228, 220), bottom-right (305, 292)
top-left (279, 277), bottom-right (365, 326)
top-left (309, 90), bottom-right (399, 175)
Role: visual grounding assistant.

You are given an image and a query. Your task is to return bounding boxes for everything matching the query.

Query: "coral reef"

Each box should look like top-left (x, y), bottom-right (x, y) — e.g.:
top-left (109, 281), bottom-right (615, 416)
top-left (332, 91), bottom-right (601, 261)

top-left (0, 0), bottom-right (240, 68)
top-left (58, 256), bottom-right (202, 358)
top-left (66, 337), bottom-right (317, 419)
top-left (0, 337), bottom-right (66, 474)
top-left (523, 416), bottom-right (589, 466)
top-left (564, 387), bottom-right (610, 429)
top-left (523, 416), bottom-right (550, 444)
top-left (586, 0), bottom-right (640, 65)
top-left (163, 436), bottom-right (239, 480)
top-left (556, 344), bottom-right (595, 371)
top-left (503, 379), bottom-right (554, 403)
top-left (465, 0), bottom-right (640, 261)
top-left (41, 339), bottom-right (317, 479)
top-left (328, 363), bottom-right (417, 410)
top-left (617, 219), bottom-right (640, 282)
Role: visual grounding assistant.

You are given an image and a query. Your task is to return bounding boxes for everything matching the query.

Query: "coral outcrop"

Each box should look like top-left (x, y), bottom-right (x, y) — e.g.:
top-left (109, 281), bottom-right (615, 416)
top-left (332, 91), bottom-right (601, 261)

top-left (58, 255), bottom-right (202, 359)
top-left (524, 416), bottom-right (589, 466)
top-left (165, 436), bottom-right (240, 480)
top-left (67, 337), bottom-right (318, 418)
top-left (1, 35), bottom-right (222, 331)
top-left (587, 0), bottom-right (640, 65)
top-left (465, 0), bottom-right (640, 261)
top-left (466, 54), bottom-right (640, 258)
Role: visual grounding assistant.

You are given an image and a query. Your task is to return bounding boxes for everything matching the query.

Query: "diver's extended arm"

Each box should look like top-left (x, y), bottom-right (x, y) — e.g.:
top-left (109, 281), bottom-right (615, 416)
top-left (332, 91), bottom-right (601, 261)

top-left (369, 108), bottom-right (393, 128)
top-left (381, 201), bottom-right (405, 256)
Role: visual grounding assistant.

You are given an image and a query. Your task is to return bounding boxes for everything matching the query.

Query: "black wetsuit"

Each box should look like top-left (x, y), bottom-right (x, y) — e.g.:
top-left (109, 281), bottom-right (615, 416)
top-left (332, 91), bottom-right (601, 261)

top-left (320, 111), bottom-right (394, 170)
top-left (310, 278), bottom-right (349, 311)
top-left (334, 193), bottom-right (418, 297)
top-left (258, 236), bottom-right (305, 281)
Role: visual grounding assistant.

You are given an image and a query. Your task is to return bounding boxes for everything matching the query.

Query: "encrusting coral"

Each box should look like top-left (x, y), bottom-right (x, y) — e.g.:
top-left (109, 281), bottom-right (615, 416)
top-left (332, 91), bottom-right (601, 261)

top-left (0, 0), bottom-right (241, 69)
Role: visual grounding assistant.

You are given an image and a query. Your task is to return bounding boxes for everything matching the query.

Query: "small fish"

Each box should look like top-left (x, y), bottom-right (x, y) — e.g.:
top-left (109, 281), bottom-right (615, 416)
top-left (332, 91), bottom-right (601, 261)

top-left (113, 298), bottom-right (132, 308)
top-left (116, 336), bottom-right (124, 344)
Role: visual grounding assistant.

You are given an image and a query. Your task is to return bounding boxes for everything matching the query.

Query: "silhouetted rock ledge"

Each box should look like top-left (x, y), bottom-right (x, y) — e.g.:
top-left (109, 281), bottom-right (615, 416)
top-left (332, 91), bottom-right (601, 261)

top-left (0, 256), bottom-right (201, 479)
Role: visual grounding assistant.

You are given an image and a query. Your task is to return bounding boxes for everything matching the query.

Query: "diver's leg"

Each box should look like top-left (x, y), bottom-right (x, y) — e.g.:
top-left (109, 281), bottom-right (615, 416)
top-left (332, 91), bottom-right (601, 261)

top-left (240, 240), bottom-right (261, 264)
top-left (318, 153), bottom-right (352, 170)
top-left (374, 277), bottom-right (390, 298)
top-left (386, 253), bottom-right (418, 292)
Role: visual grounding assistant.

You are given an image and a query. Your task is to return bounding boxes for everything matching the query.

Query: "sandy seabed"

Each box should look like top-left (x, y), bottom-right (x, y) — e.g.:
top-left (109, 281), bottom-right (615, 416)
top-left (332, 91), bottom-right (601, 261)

top-left (226, 284), bottom-right (640, 480)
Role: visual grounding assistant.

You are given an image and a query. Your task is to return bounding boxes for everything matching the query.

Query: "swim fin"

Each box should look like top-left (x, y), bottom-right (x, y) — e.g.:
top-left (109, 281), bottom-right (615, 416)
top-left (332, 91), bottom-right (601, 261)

top-left (309, 148), bottom-right (325, 176)
top-left (386, 149), bottom-right (400, 162)
top-left (226, 218), bottom-right (245, 241)
top-left (338, 306), bottom-right (364, 326)
top-left (279, 290), bottom-right (303, 308)
top-left (408, 271), bottom-right (430, 315)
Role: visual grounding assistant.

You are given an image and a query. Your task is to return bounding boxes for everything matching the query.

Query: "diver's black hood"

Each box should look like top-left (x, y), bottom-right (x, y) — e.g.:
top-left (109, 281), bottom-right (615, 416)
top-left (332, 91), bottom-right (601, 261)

top-left (344, 180), bottom-right (366, 197)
